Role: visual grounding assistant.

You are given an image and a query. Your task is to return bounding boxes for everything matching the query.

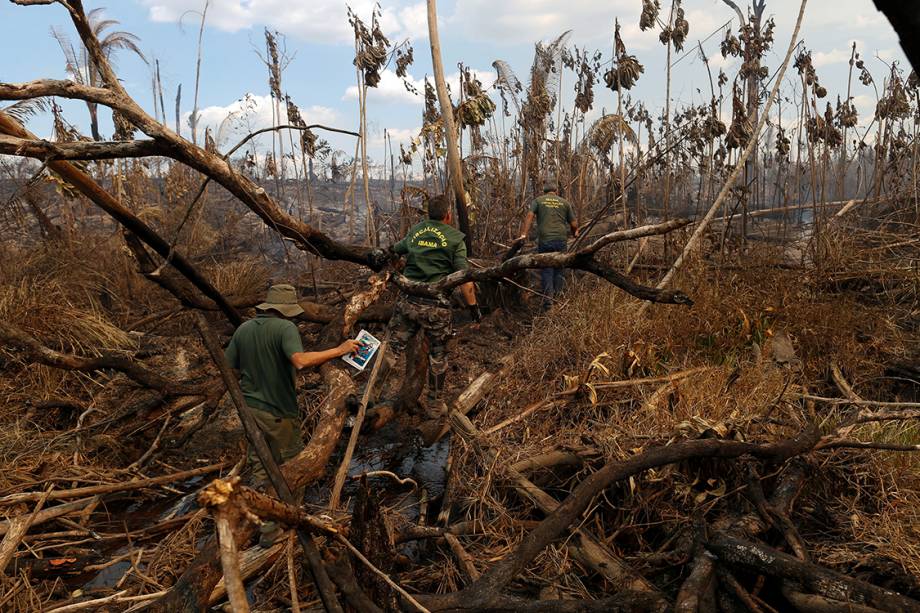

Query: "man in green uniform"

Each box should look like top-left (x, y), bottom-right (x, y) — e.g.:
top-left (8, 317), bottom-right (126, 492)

top-left (518, 179), bottom-right (578, 309)
top-left (224, 283), bottom-right (359, 545)
top-left (387, 194), bottom-right (480, 415)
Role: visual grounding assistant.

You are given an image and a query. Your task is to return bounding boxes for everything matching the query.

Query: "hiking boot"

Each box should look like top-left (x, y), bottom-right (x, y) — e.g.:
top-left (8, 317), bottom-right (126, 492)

top-left (259, 521), bottom-right (283, 548)
top-left (419, 397), bottom-right (448, 418)
top-left (426, 371), bottom-right (447, 404)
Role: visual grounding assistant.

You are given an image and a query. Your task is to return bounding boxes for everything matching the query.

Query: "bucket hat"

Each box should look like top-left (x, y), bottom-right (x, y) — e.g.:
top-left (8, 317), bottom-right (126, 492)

top-left (255, 284), bottom-right (304, 318)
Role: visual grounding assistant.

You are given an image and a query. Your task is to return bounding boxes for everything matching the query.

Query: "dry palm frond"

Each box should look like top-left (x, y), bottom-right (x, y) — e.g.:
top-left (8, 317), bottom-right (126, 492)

top-left (265, 29), bottom-right (283, 99)
top-left (605, 56), bottom-right (644, 92)
top-left (640, 0), bottom-right (660, 31)
top-left (0, 98), bottom-right (50, 123)
top-left (837, 97), bottom-right (858, 128)
top-left (395, 45), bottom-right (414, 78)
top-left (586, 113), bottom-right (637, 153)
top-left (285, 95), bottom-right (318, 157)
top-left (672, 7), bottom-right (689, 51)
top-left (492, 59), bottom-right (523, 115)
top-left (721, 29), bottom-right (742, 58)
top-left (534, 30), bottom-right (571, 109)
top-left (775, 125), bottom-right (791, 158)
top-left (349, 6), bottom-right (390, 88)
top-left (457, 70), bottom-right (496, 128)
top-left (726, 88), bottom-right (752, 150)
top-left (605, 21), bottom-right (644, 92)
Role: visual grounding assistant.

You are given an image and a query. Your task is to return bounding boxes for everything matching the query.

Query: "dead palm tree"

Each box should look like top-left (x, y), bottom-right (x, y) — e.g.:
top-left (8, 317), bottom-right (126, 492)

top-left (52, 7), bottom-right (146, 141)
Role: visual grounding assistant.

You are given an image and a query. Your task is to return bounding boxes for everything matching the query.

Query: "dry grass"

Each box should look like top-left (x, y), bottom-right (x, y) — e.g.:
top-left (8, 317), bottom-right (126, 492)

top-left (437, 253), bottom-right (920, 597)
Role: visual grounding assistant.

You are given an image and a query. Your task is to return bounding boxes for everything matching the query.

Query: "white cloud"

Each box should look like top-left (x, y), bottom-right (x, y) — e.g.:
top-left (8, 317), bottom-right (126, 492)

top-left (368, 126), bottom-right (420, 147)
top-left (187, 93), bottom-right (338, 149)
top-left (344, 69), bottom-right (425, 104)
top-left (707, 51), bottom-right (739, 73)
top-left (141, 0), bottom-right (428, 45)
top-left (813, 45), bottom-right (856, 68)
top-left (450, 0), bottom-right (642, 45)
top-left (343, 68), bottom-right (497, 105)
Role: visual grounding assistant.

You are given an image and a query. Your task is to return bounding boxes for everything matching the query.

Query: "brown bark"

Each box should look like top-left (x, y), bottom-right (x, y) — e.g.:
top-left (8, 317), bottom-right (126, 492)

top-left (350, 480), bottom-right (400, 611)
top-left (0, 133), bottom-right (166, 160)
top-left (426, 0), bottom-right (472, 252)
top-left (214, 506), bottom-right (250, 613)
top-left (197, 478), bottom-right (339, 535)
top-left (0, 497), bottom-right (98, 537)
top-left (329, 342), bottom-right (388, 510)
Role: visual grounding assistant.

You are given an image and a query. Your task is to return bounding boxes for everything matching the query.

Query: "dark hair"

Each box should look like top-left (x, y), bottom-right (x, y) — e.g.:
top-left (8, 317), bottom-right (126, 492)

top-left (427, 194), bottom-right (450, 221)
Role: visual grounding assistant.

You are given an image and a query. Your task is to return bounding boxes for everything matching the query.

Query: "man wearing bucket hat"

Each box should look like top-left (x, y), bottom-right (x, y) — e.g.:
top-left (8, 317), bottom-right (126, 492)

top-left (517, 176), bottom-right (578, 309)
top-left (225, 283), bottom-right (359, 545)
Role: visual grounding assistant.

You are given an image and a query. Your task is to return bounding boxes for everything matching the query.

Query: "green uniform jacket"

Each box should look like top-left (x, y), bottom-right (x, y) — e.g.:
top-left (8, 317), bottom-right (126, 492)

top-left (531, 194), bottom-right (575, 244)
top-left (393, 219), bottom-right (469, 283)
top-left (224, 314), bottom-right (304, 418)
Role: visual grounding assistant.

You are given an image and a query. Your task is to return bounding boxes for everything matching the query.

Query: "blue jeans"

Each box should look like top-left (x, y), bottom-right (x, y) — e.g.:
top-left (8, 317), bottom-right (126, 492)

top-left (538, 240), bottom-right (567, 305)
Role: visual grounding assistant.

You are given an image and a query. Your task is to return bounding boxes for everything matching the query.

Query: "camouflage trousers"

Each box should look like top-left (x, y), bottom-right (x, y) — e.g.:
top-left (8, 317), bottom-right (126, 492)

top-left (386, 296), bottom-right (452, 398)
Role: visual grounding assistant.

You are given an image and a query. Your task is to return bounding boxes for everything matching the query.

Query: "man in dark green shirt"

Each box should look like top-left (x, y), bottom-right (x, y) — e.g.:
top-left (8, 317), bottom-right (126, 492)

top-left (387, 194), bottom-right (480, 416)
top-left (518, 179), bottom-right (578, 309)
top-left (225, 284), bottom-right (358, 545)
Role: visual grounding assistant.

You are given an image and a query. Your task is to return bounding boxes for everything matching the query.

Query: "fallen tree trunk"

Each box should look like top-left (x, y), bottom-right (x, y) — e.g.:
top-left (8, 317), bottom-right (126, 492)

top-left (0, 320), bottom-right (188, 395)
top-left (706, 532), bottom-right (920, 612)
top-left (0, 462), bottom-right (227, 505)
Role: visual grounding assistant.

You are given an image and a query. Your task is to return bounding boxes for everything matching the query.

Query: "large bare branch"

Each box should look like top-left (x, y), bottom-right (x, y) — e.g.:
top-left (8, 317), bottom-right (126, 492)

top-left (0, 133), bottom-right (168, 160)
top-left (2, 0), bottom-right (383, 268)
top-left (393, 219), bottom-right (694, 304)
top-left (0, 320), bottom-right (191, 395)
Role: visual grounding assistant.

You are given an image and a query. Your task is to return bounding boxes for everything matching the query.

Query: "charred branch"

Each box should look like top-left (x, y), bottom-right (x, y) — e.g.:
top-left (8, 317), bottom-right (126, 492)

top-left (393, 219), bottom-right (694, 304)
top-left (420, 428), bottom-right (820, 610)
top-left (706, 532), bottom-right (920, 612)
top-left (0, 133), bottom-right (168, 160)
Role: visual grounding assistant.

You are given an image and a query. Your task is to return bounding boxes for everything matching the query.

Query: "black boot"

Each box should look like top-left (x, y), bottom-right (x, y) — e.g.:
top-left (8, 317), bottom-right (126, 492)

top-left (425, 370), bottom-right (448, 416)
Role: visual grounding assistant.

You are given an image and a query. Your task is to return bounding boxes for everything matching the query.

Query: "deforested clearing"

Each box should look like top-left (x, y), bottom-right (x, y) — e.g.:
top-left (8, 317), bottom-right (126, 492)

top-left (1, 1), bottom-right (919, 611)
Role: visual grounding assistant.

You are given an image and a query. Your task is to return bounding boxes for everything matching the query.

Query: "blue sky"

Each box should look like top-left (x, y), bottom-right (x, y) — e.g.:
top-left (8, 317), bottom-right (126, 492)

top-left (0, 0), bottom-right (909, 174)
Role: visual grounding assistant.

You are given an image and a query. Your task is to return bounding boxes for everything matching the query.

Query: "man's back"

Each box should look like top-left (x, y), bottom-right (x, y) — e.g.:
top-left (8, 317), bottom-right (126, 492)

top-left (225, 314), bottom-right (304, 417)
top-left (531, 194), bottom-right (574, 244)
top-left (393, 219), bottom-right (468, 283)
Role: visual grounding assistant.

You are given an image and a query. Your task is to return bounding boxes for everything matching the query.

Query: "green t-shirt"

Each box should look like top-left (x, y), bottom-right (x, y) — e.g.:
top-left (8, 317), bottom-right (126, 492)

top-left (224, 314), bottom-right (304, 418)
top-left (393, 219), bottom-right (469, 283)
top-left (530, 194), bottom-right (575, 244)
